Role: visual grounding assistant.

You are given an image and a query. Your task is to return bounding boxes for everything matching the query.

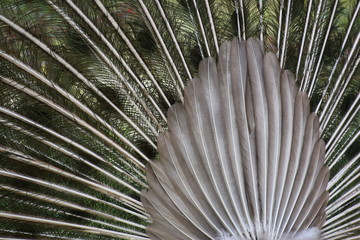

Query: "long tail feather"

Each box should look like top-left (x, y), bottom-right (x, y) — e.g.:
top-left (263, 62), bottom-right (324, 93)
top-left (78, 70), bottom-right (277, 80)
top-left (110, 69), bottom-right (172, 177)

top-left (0, 1), bottom-right (358, 239)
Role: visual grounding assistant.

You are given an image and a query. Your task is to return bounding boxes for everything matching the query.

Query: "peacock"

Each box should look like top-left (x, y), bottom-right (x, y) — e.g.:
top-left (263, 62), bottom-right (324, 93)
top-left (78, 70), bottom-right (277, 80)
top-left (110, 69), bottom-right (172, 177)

top-left (0, 0), bottom-right (359, 239)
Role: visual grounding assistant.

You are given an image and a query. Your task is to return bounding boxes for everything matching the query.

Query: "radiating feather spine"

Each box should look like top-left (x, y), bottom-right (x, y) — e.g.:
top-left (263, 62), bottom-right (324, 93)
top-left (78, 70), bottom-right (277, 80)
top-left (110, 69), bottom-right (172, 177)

top-left (246, 38), bottom-right (268, 230)
top-left (230, 39), bottom-right (260, 232)
top-left (263, 52), bottom-right (282, 239)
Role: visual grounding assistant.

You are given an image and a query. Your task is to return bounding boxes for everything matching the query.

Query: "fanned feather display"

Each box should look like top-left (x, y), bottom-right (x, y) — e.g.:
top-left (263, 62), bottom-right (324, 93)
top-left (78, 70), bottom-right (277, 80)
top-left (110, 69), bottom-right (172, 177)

top-left (0, 0), bottom-right (359, 239)
top-left (141, 39), bottom-right (329, 240)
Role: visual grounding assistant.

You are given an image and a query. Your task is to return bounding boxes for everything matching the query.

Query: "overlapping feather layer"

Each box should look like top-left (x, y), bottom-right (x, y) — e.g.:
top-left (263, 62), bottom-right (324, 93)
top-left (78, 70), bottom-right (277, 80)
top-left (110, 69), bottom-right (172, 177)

top-left (141, 39), bottom-right (329, 240)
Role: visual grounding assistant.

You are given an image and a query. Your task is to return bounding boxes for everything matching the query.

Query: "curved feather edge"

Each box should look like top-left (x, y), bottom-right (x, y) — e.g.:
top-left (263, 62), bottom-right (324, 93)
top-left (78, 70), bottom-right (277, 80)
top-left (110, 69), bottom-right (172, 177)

top-left (141, 38), bottom-right (329, 240)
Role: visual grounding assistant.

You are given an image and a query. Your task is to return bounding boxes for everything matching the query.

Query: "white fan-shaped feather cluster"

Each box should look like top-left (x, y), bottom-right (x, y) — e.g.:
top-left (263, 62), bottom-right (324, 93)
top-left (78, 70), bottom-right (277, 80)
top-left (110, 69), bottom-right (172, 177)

top-left (216, 228), bottom-right (320, 240)
top-left (141, 38), bottom-right (329, 240)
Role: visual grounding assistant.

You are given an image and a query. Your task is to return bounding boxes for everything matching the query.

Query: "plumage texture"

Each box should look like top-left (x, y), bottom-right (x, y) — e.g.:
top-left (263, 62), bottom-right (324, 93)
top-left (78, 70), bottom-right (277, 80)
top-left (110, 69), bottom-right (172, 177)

top-left (216, 228), bottom-right (320, 240)
top-left (141, 38), bottom-right (329, 240)
top-left (0, 0), bottom-right (359, 239)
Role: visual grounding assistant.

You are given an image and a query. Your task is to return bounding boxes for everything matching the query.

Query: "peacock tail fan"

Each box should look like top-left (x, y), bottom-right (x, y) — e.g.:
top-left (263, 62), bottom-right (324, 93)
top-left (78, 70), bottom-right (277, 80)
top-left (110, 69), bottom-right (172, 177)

top-left (0, 0), bottom-right (359, 240)
top-left (142, 38), bottom-right (329, 240)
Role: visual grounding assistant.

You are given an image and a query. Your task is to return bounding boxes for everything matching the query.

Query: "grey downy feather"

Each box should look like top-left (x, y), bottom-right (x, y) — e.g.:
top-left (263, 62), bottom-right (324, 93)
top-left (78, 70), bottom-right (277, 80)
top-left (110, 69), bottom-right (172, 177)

top-left (141, 38), bottom-right (329, 240)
